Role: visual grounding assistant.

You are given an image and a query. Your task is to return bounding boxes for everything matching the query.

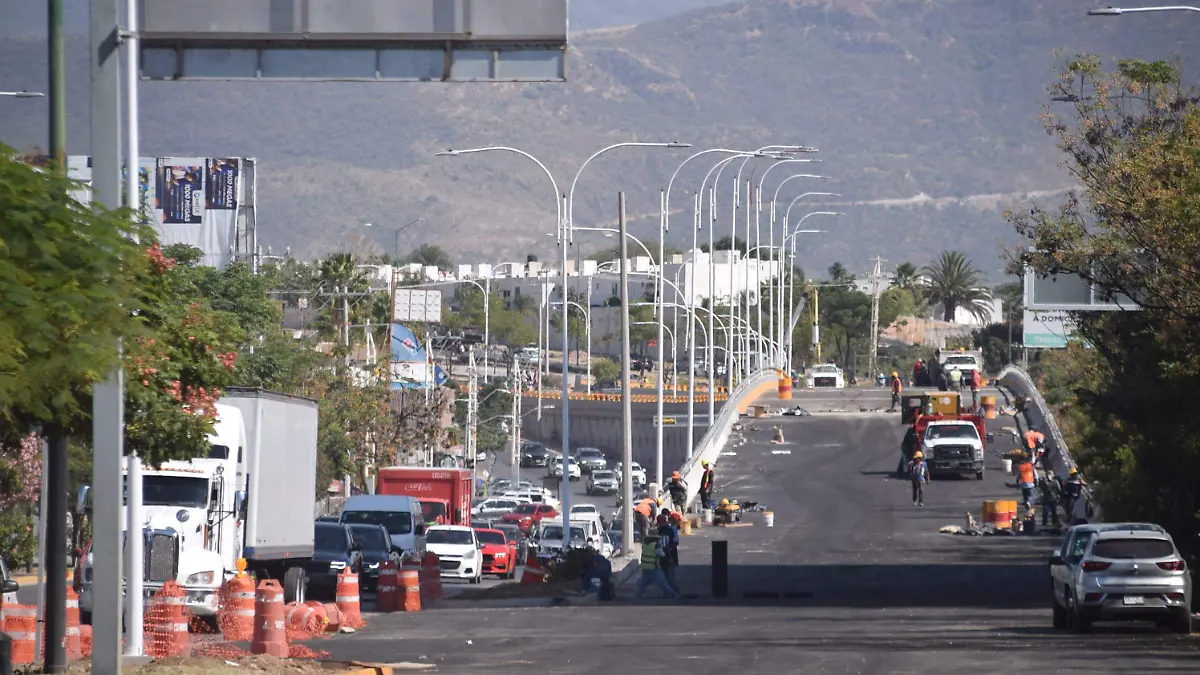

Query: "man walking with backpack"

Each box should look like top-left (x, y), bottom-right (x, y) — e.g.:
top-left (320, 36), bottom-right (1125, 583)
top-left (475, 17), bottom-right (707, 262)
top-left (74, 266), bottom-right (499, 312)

top-left (908, 450), bottom-right (930, 506)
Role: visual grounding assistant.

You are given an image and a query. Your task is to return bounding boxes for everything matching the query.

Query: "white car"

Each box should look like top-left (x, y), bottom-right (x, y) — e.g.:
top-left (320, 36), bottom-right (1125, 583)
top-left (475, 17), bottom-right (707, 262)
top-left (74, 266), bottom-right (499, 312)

top-left (472, 497), bottom-right (523, 519)
top-left (425, 525), bottom-right (483, 584)
top-left (804, 364), bottom-right (846, 389)
top-left (615, 462), bottom-right (647, 487)
top-left (569, 503), bottom-right (601, 519)
top-left (499, 488), bottom-right (561, 508)
top-left (548, 457), bottom-right (582, 481)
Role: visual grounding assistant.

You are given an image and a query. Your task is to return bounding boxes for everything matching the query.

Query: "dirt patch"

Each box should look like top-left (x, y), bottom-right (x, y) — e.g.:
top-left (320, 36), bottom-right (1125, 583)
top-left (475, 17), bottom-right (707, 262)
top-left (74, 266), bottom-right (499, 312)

top-left (446, 580), bottom-right (579, 600)
top-left (50, 655), bottom-right (350, 675)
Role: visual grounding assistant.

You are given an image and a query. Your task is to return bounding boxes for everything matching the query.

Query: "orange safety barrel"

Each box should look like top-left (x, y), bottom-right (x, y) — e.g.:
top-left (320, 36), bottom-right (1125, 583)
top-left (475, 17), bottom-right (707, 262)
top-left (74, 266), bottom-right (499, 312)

top-left (376, 560), bottom-right (399, 613)
top-left (145, 581), bottom-right (191, 658)
top-left (980, 395), bottom-right (997, 420)
top-left (3, 604), bottom-right (37, 664)
top-left (520, 555), bottom-right (547, 585)
top-left (64, 585), bottom-right (82, 660)
top-left (777, 376), bottom-right (793, 400)
top-left (284, 601), bottom-right (321, 639)
top-left (335, 569), bottom-right (363, 629)
top-left (399, 570), bottom-right (422, 612)
top-left (218, 573), bottom-right (256, 641)
top-left (321, 603), bottom-right (342, 633)
top-left (249, 579), bottom-right (287, 657)
top-left (423, 553), bottom-right (444, 600)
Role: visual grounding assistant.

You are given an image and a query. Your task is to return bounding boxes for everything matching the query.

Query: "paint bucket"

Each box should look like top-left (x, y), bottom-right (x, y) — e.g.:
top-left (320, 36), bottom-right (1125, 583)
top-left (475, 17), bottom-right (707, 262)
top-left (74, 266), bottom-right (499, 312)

top-left (1002, 458), bottom-right (1012, 474)
top-left (703, 509), bottom-right (714, 525)
top-left (763, 511), bottom-right (775, 527)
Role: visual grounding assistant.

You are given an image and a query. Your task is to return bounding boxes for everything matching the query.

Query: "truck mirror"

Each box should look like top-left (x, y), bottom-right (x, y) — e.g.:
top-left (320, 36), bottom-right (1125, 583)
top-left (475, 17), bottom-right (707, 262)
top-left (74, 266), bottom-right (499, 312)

top-left (3, 579), bottom-right (19, 594)
top-left (415, 523), bottom-right (426, 536)
top-left (76, 486), bottom-right (92, 515)
top-left (233, 491), bottom-right (246, 517)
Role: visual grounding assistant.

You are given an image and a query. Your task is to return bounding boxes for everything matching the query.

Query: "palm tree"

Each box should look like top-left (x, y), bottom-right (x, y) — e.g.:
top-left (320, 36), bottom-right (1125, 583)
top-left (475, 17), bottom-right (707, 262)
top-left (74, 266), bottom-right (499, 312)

top-left (318, 252), bottom-right (368, 345)
top-left (923, 251), bottom-right (993, 322)
top-left (892, 262), bottom-right (920, 291)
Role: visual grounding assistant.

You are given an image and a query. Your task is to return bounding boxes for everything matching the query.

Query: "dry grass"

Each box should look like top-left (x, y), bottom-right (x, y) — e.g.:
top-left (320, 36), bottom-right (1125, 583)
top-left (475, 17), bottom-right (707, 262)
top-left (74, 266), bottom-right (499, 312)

top-left (53, 655), bottom-right (349, 675)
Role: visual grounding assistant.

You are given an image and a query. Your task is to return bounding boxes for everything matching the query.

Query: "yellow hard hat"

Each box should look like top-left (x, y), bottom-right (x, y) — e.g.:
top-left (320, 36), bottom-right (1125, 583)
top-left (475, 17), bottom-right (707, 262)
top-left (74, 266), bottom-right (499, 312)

top-left (657, 497), bottom-right (664, 505)
top-left (913, 450), bottom-right (923, 459)
top-left (720, 498), bottom-right (730, 505)
top-left (892, 371), bottom-right (898, 377)
top-left (1070, 467), bottom-right (1079, 476)
top-left (701, 460), bottom-right (709, 467)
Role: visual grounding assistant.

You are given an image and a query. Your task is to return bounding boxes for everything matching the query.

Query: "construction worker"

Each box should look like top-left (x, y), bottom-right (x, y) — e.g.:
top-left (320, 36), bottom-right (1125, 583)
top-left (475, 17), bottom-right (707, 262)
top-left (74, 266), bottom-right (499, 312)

top-left (1039, 470), bottom-right (1061, 529)
top-left (634, 496), bottom-right (655, 538)
top-left (1024, 427), bottom-right (1046, 454)
top-left (698, 460), bottom-right (715, 510)
top-left (888, 371), bottom-right (903, 412)
top-left (907, 450), bottom-right (930, 506)
top-left (947, 366), bottom-right (963, 392)
top-left (969, 368), bottom-right (982, 408)
top-left (635, 526), bottom-right (680, 600)
top-left (912, 360), bottom-right (924, 387)
top-left (666, 471), bottom-right (688, 513)
top-left (1017, 457), bottom-right (1037, 508)
top-left (1061, 467), bottom-right (1088, 523)
top-left (657, 512), bottom-right (680, 592)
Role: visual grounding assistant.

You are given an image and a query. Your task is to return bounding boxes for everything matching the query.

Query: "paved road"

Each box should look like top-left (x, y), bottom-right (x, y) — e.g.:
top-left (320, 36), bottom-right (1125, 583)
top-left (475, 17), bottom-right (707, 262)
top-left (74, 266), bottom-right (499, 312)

top-left (314, 388), bottom-right (1198, 672)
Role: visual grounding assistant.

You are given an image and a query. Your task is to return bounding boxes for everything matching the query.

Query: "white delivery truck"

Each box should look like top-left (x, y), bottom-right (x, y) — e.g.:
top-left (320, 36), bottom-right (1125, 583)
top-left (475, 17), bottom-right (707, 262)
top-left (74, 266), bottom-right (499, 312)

top-left (77, 388), bottom-right (319, 620)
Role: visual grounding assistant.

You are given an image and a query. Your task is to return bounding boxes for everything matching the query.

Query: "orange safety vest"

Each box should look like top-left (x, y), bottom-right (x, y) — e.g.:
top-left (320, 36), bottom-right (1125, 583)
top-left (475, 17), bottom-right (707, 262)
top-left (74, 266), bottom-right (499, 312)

top-left (1018, 461), bottom-right (1035, 484)
top-left (891, 377), bottom-right (902, 394)
top-left (635, 499), bottom-right (655, 517)
top-left (1024, 430), bottom-right (1045, 450)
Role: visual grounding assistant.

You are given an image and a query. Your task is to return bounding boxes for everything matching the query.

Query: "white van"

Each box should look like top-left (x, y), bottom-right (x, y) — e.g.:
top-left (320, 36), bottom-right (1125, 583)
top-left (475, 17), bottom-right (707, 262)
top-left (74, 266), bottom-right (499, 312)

top-left (340, 495), bottom-right (426, 559)
top-left (516, 347), bottom-right (541, 364)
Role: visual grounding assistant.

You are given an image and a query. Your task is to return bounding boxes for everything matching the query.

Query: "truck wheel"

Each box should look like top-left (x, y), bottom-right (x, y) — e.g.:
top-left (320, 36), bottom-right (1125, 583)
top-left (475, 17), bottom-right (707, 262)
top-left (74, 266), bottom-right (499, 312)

top-left (976, 470), bottom-right (985, 481)
top-left (283, 567), bottom-right (307, 604)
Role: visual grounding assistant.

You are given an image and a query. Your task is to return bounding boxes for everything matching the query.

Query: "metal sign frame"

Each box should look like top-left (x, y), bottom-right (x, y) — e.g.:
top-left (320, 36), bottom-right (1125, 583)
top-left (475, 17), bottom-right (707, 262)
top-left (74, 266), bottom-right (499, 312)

top-left (137, 0), bottom-right (568, 82)
top-left (393, 288), bottom-right (444, 323)
top-left (1023, 266), bottom-right (1143, 312)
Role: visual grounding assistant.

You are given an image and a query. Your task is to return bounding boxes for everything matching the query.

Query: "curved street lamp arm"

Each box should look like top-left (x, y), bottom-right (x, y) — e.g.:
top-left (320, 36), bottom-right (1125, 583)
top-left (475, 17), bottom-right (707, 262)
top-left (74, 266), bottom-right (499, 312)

top-left (438, 146), bottom-right (562, 233)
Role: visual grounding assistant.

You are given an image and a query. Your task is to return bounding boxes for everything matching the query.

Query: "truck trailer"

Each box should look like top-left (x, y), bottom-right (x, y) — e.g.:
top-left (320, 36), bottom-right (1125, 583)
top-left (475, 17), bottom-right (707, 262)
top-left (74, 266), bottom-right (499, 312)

top-left (77, 388), bottom-right (319, 620)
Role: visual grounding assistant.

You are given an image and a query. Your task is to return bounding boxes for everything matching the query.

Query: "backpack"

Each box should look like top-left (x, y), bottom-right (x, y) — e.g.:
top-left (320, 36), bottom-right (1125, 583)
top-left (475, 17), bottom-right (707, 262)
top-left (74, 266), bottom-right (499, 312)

top-left (909, 460), bottom-right (926, 482)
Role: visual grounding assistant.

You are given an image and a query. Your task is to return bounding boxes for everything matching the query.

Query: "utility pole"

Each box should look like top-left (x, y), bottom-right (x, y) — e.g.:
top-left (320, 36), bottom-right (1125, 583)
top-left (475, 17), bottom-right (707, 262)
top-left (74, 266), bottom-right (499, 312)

top-left (618, 192), bottom-right (635, 550)
top-left (866, 257), bottom-right (887, 382)
top-left (467, 347), bottom-right (478, 489)
top-left (49, 0), bottom-right (66, 166)
top-left (511, 355), bottom-right (521, 487)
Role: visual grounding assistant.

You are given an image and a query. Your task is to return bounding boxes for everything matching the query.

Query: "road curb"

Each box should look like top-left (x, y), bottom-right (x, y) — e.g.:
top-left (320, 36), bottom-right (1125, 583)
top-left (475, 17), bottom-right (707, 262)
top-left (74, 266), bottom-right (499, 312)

top-left (440, 593), bottom-right (599, 609)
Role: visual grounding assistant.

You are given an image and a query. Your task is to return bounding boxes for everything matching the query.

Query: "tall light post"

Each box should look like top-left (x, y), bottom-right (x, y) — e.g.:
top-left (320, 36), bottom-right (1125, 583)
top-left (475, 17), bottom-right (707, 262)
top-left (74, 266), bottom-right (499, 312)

top-left (753, 161), bottom-right (823, 369)
top-left (1088, 5), bottom-right (1200, 15)
top-left (566, 142), bottom-right (689, 502)
top-left (771, 190), bottom-right (839, 366)
top-left (784, 211), bottom-right (842, 371)
top-left (566, 140), bottom-right (689, 523)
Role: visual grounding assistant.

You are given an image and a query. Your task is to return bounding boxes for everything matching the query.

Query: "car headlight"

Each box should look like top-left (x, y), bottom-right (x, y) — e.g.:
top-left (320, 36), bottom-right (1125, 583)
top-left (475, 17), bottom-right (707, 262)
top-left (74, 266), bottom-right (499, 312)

top-left (185, 571), bottom-right (215, 585)
top-left (330, 560), bottom-right (347, 570)
top-left (368, 562), bottom-right (380, 569)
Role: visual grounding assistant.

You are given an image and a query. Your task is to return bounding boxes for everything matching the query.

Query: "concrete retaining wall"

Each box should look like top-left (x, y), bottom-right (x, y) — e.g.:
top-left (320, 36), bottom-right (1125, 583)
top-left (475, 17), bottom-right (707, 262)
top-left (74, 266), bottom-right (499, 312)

top-left (995, 365), bottom-right (1076, 479)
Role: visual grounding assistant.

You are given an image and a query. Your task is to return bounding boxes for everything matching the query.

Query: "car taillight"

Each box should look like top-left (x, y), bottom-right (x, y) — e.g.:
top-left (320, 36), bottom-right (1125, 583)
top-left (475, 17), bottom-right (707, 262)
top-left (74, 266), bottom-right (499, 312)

top-left (1081, 561), bottom-right (1111, 572)
top-left (1083, 593), bottom-right (1104, 603)
top-left (1166, 592), bottom-right (1186, 602)
top-left (1157, 560), bottom-right (1186, 572)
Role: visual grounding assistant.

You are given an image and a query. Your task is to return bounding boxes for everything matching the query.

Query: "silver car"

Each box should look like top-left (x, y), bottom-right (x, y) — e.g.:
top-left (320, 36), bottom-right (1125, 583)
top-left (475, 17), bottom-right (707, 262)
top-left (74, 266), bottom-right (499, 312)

top-left (574, 447), bottom-right (608, 473)
top-left (1050, 523), bottom-right (1192, 634)
top-left (586, 469), bottom-right (618, 496)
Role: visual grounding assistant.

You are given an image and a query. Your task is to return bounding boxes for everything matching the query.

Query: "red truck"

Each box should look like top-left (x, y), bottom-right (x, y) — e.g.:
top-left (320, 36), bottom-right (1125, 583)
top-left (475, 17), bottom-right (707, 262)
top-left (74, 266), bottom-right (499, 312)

top-left (377, 467), bottom-right (473, 526)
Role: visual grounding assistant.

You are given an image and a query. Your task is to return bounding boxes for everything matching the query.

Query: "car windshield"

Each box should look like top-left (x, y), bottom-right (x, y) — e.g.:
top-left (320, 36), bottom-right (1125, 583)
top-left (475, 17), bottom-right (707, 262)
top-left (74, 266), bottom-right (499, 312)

top-left (514, 504), bottom-right (538, 514)
top-left (421, 501), bottom-right (448, 523)
top-left (571, 505), bottom-right (597, 513)
top-left (475, 530), bottom-right (507, 545)
top-left (945, 355), bottom-right (976, 365)
top-left (592, 471), bottom-right (615, 480)
top-left (1093, 538), bottom-right (1176, 559)
top-left (314, 524), bottom-right (348, 551)
top-left (427, 529), bottom-right (474, 546)
top-left (349, 526), bottom-right (387, 550)
top-left (925, 425), bottom-right (979, 440)
top-left (340, 510), bottom-right (413, 535)
top-left (578, 449), bottom-right (602, 458)
top-left (540, 526), bottom-right (585, 542)
top-left (812, 366), bottom-right (838, 374)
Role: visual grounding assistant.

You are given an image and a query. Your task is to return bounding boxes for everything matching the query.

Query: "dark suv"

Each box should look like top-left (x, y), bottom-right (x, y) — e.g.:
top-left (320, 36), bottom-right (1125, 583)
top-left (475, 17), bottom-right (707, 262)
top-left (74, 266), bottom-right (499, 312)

top-left (520, 442), bottom-right (551, 468)
top-left (307, 521), bottom-right (364, 599)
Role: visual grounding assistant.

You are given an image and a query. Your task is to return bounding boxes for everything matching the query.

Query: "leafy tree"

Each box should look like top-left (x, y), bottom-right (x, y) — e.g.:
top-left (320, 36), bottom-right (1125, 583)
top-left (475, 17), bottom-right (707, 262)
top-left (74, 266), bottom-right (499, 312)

top-left (405, 244), bottom-right (453, 270)
top-left (590, 357), bottom-right (621, 385)
top-left (1008, 57), bottom-right (1200, 568)
top-left (0, 146), bottom-right (151, 441)
top-left (891, 262), bottom-right (920, 291)
top-left (922, 250), bottom-right (993, 322)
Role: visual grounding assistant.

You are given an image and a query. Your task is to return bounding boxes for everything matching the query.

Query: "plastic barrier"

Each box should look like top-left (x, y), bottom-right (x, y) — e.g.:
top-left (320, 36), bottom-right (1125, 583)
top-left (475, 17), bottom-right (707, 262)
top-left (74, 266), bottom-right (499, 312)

top-left (218, 573), bottom-right (256, 641)
top-left (249, 579), bottom-right (287, 657)
top-left (376, 560), bottom-right (399, 613)
top-left (64, 585), bottom-right (82, 660)
top-left (777, 375), bottom-right (792, 400)
top-left (399, 570), bottom-right (422, 612)
top-left (3, 604), bottom-right (36, 664)
top-left (422, 553), bottom-right (443, 600)
top-left (335, 569), bottom-right (363, 629)
top-left (520, 556), bottom-right (547, 585)
top-left (145, 581), bottom-right (191, 658)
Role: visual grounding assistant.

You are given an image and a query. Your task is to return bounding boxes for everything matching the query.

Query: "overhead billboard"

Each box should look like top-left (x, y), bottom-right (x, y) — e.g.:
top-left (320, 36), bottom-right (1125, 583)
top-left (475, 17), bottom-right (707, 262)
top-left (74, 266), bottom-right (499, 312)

top-left (393, 288), bottom-right (444, 323)
top-left (138, 0), bottom-right (568, 82)
top-left (1023, 310), bottom-right (1077, 349)
top-left (67, 155), bottom-right (254, 269)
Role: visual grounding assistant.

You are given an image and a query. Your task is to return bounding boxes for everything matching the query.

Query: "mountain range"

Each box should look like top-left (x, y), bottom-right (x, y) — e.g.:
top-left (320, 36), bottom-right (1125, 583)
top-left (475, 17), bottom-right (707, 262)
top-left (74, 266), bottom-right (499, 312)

top-left (0, 0), bottom-right (1194, 279)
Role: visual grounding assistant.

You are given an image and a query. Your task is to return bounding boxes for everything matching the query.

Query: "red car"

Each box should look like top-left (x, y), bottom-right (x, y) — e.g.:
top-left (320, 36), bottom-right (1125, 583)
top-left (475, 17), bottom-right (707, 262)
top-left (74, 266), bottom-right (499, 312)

top-left (474, 527), bottom-right (519, 578)
top-left (499, 503), bottom-right (558, 535)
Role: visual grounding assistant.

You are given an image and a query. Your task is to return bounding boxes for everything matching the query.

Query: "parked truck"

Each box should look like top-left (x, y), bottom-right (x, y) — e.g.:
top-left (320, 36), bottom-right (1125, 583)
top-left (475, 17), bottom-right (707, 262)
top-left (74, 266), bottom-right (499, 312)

top-left (933, 348), bottom-right (984, 388)
top-left (377, 467), bottom-right (473, 527)
top-left (915, 413), bottom-right (987, 480)
top-left (76, 388), bottom-right (319, 621)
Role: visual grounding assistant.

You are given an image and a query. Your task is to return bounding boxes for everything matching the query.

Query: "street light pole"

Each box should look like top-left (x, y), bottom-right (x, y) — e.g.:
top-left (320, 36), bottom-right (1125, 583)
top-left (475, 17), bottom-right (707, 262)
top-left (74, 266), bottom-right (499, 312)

top-left (772, 191), bottom-right (839, 366)
top-left (784, 211), bottom-right (842, 370)
top-left (1088, 5), bottom-right (1200, 15)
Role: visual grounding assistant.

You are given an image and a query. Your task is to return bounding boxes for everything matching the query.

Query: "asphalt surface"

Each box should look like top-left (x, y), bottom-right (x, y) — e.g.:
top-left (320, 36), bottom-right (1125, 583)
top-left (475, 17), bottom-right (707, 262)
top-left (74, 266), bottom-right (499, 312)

top-left (312, 387), bottom-right (1200, 672)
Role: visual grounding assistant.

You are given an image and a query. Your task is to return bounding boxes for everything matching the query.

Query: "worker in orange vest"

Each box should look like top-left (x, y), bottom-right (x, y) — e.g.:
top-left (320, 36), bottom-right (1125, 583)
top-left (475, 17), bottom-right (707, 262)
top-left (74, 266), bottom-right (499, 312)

top-left (1017, 457), bottom-right (1037, 508)
top-left (634, 497), bottom-right (655, 539)
top-left (1024, 428), bottom-right (1046, 463)
top-left (888, 371), bottom-right (903, 412)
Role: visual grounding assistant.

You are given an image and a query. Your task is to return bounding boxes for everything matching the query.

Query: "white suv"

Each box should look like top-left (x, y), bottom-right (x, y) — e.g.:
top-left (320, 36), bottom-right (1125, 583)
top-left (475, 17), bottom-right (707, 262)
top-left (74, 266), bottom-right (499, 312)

top-left (548, 457), bottom-right (581, 481)
top-left (1050, 523), bottom-right (1192, 634)
top-left (425, 525), bottom-right (483, 584)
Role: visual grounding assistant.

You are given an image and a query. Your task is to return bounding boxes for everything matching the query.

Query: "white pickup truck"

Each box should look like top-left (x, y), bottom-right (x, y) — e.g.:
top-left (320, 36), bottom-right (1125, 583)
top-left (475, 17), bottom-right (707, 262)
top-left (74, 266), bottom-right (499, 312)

top-left (920, 418), bottom-right (986, 480)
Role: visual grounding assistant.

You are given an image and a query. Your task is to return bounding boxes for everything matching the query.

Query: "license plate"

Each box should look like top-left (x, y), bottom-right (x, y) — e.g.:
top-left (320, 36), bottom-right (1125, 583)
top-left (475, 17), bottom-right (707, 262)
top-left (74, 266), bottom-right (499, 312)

top-left (1122, 595), bottom-right (1145, 605)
